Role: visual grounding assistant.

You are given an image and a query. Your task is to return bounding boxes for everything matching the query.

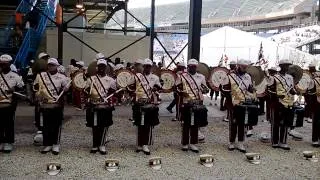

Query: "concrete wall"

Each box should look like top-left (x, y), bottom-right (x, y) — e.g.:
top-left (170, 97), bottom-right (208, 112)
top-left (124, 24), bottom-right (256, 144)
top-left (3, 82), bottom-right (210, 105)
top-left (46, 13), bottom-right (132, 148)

top-left (46, 29), bottom-right (149, 66)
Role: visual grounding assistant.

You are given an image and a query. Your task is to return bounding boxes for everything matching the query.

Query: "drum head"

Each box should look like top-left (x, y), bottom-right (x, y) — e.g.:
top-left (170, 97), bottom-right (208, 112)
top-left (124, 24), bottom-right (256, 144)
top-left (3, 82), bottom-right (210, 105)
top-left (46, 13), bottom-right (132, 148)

top-left (116, 69), bottom-right (134, 88)
top-left (197, 63), bottom-right (210, 79)
top-left (72, 71), bottom-right (86, 90)
top-left (296, 71), bottom-right (311, 93)
top-left (208, 67), bottom-right (229, 91)
top-left (160, 69), bottom-right (177, 93)
top-left (32, 59), bottom-right (47, 74)
top-left (255, 78), bottom-right (267, 97)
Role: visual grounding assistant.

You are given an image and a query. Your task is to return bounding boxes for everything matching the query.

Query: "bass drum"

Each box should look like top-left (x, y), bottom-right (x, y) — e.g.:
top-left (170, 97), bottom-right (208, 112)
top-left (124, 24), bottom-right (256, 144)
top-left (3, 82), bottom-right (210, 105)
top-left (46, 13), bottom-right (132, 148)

top-left (116, 69), bottom-right (135, 89)
top-left (160, 69), bottom-right (177, 93)
top-left (72, 71), bottom-right (87, 90)
top-left (296, 71), bottom-right (311, 94)
top-left (208, 67), bottom-right (229, 91)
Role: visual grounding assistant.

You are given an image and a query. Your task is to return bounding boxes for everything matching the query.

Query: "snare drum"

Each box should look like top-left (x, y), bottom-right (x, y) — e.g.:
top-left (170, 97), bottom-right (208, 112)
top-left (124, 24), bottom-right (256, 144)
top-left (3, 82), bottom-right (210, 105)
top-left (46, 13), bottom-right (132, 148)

top-left (293, 105), bottom-right (304, 128)
top-left (86, 106), bottom-right (114, 127)
top-left (181, 104), bottom-right (208, 127)
top-left (133, 103), bottom-right (159, 126)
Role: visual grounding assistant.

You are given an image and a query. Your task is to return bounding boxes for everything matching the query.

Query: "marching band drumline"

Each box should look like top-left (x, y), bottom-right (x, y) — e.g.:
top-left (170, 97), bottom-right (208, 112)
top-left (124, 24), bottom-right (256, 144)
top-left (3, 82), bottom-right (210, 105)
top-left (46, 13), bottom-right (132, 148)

top-left (0, 52), bottom-right (320, 156)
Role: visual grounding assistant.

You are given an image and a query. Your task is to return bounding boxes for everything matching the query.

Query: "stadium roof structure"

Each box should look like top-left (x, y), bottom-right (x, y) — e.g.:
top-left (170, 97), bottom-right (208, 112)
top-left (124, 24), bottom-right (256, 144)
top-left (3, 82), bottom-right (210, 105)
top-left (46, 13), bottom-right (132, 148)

top-left (269, 25), bottom-right (320, 48)
top-left (109, 0), bottom-right (314, 27)
top-left (187, 26), bottom-right (315, 68)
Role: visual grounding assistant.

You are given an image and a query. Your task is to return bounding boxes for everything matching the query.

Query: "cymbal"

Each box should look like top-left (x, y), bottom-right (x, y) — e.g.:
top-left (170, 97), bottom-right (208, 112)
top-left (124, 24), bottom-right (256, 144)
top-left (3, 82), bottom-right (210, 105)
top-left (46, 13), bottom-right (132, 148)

top-left (246, 66), bottom-right (264, 85)
top-left (288, 65), bottom-right (303, 84)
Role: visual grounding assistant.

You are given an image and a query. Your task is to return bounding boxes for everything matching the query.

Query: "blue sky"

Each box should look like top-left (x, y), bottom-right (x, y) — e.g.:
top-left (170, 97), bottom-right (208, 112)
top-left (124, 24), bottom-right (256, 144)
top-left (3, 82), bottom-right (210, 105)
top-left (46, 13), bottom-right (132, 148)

top-left (128, 0), bottom-right (188, 8)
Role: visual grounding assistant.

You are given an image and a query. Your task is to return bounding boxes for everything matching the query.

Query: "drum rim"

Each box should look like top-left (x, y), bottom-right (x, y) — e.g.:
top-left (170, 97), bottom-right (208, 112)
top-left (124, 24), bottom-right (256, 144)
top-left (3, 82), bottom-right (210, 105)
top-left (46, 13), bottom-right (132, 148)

top-left (160, 69), bottom-right (177, 93)
top-left (208, 66), bottom-right (230, 91)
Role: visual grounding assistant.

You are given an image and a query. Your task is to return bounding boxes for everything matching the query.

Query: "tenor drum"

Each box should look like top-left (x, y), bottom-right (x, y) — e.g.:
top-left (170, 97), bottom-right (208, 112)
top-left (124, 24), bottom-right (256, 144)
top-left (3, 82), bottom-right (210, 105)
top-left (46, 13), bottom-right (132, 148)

top-left (160, 69), bottom-right (177, 93)
top-left (208, 67), bottom-right (229, 91)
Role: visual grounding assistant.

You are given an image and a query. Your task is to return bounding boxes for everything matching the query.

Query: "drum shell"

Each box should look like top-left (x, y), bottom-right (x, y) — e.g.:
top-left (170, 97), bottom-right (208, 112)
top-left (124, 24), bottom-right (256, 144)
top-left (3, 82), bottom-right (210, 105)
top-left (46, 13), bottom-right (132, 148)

top-left (181, 104), bottom-right (208, 127)
top-left (132, 103), bottom-right (160, 126)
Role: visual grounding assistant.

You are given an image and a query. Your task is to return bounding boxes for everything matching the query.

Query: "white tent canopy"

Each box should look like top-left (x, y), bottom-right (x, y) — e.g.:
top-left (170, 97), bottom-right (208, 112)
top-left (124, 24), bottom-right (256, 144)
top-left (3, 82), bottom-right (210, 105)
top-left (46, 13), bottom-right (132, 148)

top-left (190, 26), bottom-right (316, 68)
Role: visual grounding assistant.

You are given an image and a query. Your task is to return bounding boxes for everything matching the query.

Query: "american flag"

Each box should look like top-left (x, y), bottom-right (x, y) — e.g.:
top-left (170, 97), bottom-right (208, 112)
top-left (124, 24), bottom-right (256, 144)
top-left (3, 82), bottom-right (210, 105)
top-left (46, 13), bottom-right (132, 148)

top-left (256, 42), bottom-right (268, 66)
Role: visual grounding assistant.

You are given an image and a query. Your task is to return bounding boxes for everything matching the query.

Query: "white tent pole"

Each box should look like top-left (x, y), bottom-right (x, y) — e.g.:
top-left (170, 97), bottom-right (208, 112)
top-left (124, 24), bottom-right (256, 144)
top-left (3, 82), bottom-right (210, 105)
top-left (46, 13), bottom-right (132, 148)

top-left (224, 27), bottom-right (227, 53)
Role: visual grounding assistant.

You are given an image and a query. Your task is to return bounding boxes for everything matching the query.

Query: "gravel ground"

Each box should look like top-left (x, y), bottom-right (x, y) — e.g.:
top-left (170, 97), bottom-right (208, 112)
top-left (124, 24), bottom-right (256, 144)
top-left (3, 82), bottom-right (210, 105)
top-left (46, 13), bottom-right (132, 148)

top-left (0, 95), bottom-right (319, 179)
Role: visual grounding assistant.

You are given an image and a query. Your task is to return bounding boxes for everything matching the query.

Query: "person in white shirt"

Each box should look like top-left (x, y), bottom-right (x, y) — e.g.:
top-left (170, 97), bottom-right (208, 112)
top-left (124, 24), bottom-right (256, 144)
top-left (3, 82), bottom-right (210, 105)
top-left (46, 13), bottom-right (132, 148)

top-left (128, 58), bottom-right (162, 155)
top-left (0, 54), bottom-right (24, 153)
top-left (84, 59), bottom-right (117, 155)
top-left (268, 59), bottom-right (296, 150)
top-left (33, 58), bottom-right (70, 155)
top-left (223, 59), bottom-right (255, 153)
top-left (176, 59), bottom-right (209, 153)
top-left (166, 62), bottom-right (186, 121)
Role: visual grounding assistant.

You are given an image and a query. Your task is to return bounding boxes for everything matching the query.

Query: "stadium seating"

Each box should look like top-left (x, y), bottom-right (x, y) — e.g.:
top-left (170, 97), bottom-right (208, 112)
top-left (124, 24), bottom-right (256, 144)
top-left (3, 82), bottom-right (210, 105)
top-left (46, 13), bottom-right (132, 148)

top-left (106, 0), bottom-right (308, 27)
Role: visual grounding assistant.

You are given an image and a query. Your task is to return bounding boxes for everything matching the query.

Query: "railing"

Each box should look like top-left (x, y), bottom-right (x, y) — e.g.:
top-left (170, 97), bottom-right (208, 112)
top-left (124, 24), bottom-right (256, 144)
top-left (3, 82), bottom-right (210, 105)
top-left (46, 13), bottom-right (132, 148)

top-left (14, 0), bottom-right (58, 68)
top-left (15, 29), bottom-right (31, 67)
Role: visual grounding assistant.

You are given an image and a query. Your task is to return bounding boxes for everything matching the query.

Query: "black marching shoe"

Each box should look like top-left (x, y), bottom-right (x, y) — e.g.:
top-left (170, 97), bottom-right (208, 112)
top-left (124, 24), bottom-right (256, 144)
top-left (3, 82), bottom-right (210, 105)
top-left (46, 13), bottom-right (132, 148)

top-left (52, 145), bottom-right (60, 155)
top-left (312, 141), bottom-right (320, 148)
top-left (279, 143), bottom-right (290, 150)
top-left (90, 147), bottom-right (98, 153)
top-left (99, 146), bottom-right (107, 155)
top-left (237, 142), bottom-right (247, 153)
top-left (182, 145), bottom-right (188, 151)
top-left (41, 146), bottom-right (52, 154)
top-left (166, 107), bottom-right (173, 113)
top-left (189, 144), bottom-right (199, 153)
top-left (142, 145), bottom-right (151, 155)
top-left (136, 146), bottom-right (142, 153)
top-left (272, 144), bottom-right (280, 148)
top-left (228, 143), bottom-right (236, 151)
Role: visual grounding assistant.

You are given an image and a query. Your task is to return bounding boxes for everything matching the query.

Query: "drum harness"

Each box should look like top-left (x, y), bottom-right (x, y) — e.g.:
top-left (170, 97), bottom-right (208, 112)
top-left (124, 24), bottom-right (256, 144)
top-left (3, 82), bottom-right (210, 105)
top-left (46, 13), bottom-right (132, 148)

top-left (180, 73), bottom-right (202, 126)
top-left (228, 73), bottom-right (255, 124)
top-left (134, 73), bottom-right (155, 126)
top-left (0, 73), bottom-right (10, 100)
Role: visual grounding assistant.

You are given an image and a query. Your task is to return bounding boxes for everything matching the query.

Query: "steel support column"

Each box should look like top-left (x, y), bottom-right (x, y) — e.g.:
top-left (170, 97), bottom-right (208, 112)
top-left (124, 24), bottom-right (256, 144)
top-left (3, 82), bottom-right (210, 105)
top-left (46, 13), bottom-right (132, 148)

top-left (187, 0), bottom-right (202, 61)
top-left (58, 0), bottom-right (64, 60)
top-left (149, 0), bottom-right (155, 61)
top-left (318, 0), bottom-right (320, 22)
top-left (124, 0), bottom-right (128, 35)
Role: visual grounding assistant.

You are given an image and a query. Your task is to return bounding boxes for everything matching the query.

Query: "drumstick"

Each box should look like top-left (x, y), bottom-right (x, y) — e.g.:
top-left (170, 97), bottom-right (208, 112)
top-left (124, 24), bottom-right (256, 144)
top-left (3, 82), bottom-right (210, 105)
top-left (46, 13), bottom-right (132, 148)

top-left (104, 88), bottom-right (124, 102)
top-left (13, 92), bottom-right (28, 99)
top-left (54, 80), bottom-right (72, 103)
